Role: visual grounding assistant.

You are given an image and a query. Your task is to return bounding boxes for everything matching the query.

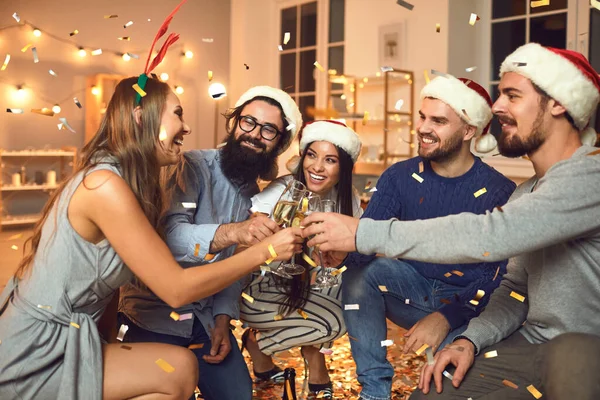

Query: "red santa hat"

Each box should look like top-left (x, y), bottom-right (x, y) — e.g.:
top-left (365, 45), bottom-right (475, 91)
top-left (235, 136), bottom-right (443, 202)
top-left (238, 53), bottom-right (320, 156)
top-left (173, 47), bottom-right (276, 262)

top-left (500, 43), bottom-right (600, 146)
top-left (286, 120), bottom-right (362, 173)
top-left (421, 76), bottom-right (497, 153)
top-left (234, 86), bottom-right (303, 154)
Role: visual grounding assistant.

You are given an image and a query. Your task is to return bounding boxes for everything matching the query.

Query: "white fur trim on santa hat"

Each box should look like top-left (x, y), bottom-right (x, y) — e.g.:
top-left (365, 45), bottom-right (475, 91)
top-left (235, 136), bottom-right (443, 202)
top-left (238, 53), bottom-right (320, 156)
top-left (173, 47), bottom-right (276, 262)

top-left (300, 121), bottom-right (362, 162)
top-left (500, 43), bottom-right (600, 134)
top-left (235, 86), bottom-right (303, 153)
top-left (420, 76), bottom-right (493, 137)
top-left (474, 133), bottom-right (498, 153)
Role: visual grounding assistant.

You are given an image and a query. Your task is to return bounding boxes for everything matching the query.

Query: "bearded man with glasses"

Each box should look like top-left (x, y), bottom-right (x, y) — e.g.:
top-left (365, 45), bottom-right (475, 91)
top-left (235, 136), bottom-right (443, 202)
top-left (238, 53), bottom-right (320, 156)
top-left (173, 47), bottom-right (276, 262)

top-left (118, 86), bottom-right (303, 400)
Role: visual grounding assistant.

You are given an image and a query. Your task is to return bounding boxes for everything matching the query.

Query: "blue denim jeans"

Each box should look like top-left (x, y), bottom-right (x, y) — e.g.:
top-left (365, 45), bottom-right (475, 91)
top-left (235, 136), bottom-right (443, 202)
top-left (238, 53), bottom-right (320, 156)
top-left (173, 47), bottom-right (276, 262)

top-left (342, 258), bottom-right (468, 400)
top-left (117, 313), bottom-right (252, 400)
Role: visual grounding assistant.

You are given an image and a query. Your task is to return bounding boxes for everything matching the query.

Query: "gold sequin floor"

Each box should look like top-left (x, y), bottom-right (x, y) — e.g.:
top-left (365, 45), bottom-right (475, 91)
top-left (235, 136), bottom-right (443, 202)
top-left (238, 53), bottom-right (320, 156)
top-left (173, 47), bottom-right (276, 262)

top-left (231, 320), bottom-right (424, 400)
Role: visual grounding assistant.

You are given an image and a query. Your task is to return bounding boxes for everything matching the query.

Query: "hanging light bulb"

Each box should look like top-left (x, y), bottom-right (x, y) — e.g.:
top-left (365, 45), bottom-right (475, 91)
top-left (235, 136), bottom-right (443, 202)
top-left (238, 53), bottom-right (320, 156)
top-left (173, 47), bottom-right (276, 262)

top-left (91, 86), bottom-right (100, 96)
top-left (52, 104), bottom-right (61, 114)
top-left (184, 50), bottom-right (193, 59)
top-left (78, 47), bottom-right (87, 57)
top-left (15, 85), bottom-right (26, 99)
top-left (174, 85), bottom-right (184, 95)
top-left (208, 82), bottom-right (227, 99)
top-left (160, 72), bottom-right (169, 81)
top-left (33, 28), bottom-right (42, 37)
top-left (122, 53), bottom-right (131, 61)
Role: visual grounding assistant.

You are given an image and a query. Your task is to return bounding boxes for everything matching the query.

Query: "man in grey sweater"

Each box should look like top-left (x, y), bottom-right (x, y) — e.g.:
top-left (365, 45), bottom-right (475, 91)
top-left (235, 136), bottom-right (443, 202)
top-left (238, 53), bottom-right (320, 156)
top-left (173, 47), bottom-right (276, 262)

top-left (303, 43), bottom-right (600, 400)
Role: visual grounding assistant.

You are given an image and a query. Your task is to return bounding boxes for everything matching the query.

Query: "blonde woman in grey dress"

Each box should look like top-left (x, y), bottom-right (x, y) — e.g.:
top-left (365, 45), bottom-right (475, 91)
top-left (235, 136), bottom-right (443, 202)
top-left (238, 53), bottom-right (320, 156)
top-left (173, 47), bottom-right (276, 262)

top-left (0, 76), bottom-right (302, 400)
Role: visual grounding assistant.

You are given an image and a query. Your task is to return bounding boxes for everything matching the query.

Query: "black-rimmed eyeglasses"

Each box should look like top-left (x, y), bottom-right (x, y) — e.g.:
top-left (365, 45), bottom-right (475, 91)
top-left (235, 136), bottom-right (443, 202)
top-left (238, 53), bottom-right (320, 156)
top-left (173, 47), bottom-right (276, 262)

top-left (238, 115), bottom-right (283, 141)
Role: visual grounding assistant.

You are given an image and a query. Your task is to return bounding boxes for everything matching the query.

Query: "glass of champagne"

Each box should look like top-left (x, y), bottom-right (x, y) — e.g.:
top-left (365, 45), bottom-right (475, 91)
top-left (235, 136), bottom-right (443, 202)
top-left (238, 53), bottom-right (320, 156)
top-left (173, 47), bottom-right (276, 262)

top-left (271, 180), bottom-right (308, 277)
top-left (312, 199), bottom-right (340, 290)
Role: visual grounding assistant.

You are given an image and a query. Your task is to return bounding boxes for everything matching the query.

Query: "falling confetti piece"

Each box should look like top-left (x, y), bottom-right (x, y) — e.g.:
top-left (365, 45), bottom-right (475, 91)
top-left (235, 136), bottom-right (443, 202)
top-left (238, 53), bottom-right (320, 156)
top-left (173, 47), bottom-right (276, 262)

top-left (286, 123), bottom-right (295, 132)
top-left (70, 97), bottom-right (82, 109)
top-left (242, 292), bottom-right (255, 303)
top-left (120, 345), bottom-right (132, 350)
top-left (170, 311), bottom-right (180, 321)
top-left (91, 48), bottom-right (103, 56)
top-left (69, 29), bottom-right (79, 36)
top-left (444, 272), bottom-right (452, 278)
top-left (431, 69), bottom-right (451, 78)
top-left (474, 188), bottom-right (487, 198)
top-left (31, 108), bottom-right (54, 117)
top-left (1, 54), bottom-right (10, 71)
top-left (381, 339), bottom-right (394, 347)
top-left (244, 63), bottom-right (250, 70)
top-left (513, 62), bottom-right (527, 67)
top-left (470, 289), bottom-right (486, 306)
top-left (297, 309), bottom-right (308, 319)
top-left (592, 0), bottom-right (600, 11)
top-left (469, 13), bottom-right (480, 26)
top-left (37, 304), bottom-right (52, 310)
top-left (202, 38), bottom-right (214, 43)
top-left (155, 358), bottom-right (175, 373)
top-left (443, 370), bottom-right (454, 380)
top-left (362, 111), bottom-right (370, 126)
top-left (527, 384), bottom-right (543, 399)
top-left (104, 14), bottom-right (118, 19)
top-left (425, 347), bottom-right (434, 365)
top-left (530, 0), bottom-right (550, 8)
top-left (364, 180), bottom-right (373, 190)
top-left (283, 32), bottom-right (291, 44)
top-left (331, 265), bottom-right (347, 276)
top-left (274, 314), bottom-right (283, 321)
top-left (493, 266), bottom-right (500, 281)
top-left (189, 343), bottom-right (204, 349)
top-left (58, 118), bottom-right (76, 133)
top-left (12, 13), bottom-right (21, 22)
top-left (118, 36), bottom-right (131, 41)
top-left (194, 243), bottom-right (200, 257)
top-left (32, 47), bottom-right (39, 63)
top-left (483, 251), bottom-right (490, 257)
top-left (436, 23), bottom-right (441, 33)
top-left (11, 245), bottom-right (18, 250)
top-left (132, 83), bottom-right (147, 97)
top-left (117, 324), bottom-right (129, 341)
top-left (126, 52), bottom-right (140, 59)
top-left (124, 20), bottom-right (134, 28)
top-left (6, 109), bottom-right (24, 113)
top-left (394, 99), bottom-right (404, 110)
top-left (369, 187), bottom-right (377, 192)
top-left (465, 66), bottom-right (477, 72)
top-left (208, 70), bottom-right (213, 81)
top-left (181, 202), bottom-right (196, 208)
top-left (440, 298), bottom-right (452, 305)
top-left (319, 348), bottom-right (333, 355)
top-left (381, 66), bottom-right (394, 72)
top-left (423, 69), bottom-right (430, 84)
top-left (502, 379), bottom-right (519, 389)
top-left (415, 343), bottom-right (429, 356)
top-left (179, 313), bottom-right (193, 321)
top-left (8, 233), bottom-right (23, 240)
top-left (278, 45), bottom-right (283, 51)
top-left (344, 304), bottom-right (359, 310)
top-left (302, 253), bottom-right (317, 267)
top-left (451, 270), bottom-right (464, 277)
top-left (48, 69), bottom-right (58, 77)
top-left (412, 173), bottom-right (424, 183)
top-left (405, 299), bottom-right (410, 304)
top-left (418, 161), bottom-right (424, 173)
top-left (21, 44), bottom-right (32, 52)
top-left (510, 291), bottom-right (526, 302)
top-left (396, 0), bottom-right (415, 10)
top-left (484, 350), bottom-right (498, 358)
top-left (70, 322), bottom-right (80, 329)
top-left (378, 285), bottom-right (388, 292)
top-left (314, 61), bottom-right (325, 72)
top-left (587, 149), bottom-right (600, 156)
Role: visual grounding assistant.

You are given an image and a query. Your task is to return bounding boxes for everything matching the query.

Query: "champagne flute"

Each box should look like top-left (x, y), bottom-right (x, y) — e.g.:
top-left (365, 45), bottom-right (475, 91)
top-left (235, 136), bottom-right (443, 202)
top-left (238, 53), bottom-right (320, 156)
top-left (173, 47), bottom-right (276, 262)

top-left (312, 199), bottom-right (340, 290)
top-left (271, 180), bottom-right (308, 277)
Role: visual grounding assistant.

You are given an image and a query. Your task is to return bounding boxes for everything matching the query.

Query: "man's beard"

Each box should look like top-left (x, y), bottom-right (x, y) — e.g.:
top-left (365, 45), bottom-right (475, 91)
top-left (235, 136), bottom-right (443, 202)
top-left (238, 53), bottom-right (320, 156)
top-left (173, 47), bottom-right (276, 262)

top-left (418, 129), bottom-right (464, 163)
top-left (497, 108), bottom-right (546, 158)
top-left (220, 132), bottom-right (279, 183)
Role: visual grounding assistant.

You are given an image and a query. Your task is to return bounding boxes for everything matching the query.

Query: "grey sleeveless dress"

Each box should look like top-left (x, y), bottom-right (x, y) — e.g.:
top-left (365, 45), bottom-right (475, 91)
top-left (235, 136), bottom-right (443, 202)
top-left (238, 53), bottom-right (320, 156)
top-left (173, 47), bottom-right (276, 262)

top-left (0, 162), bottom-right (133, 399)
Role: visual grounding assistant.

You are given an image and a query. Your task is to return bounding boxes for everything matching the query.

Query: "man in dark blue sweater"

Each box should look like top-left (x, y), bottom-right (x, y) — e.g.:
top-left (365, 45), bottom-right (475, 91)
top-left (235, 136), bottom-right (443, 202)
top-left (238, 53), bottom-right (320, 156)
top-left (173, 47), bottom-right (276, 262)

top-left (342, 76), bottom-right (516, 400)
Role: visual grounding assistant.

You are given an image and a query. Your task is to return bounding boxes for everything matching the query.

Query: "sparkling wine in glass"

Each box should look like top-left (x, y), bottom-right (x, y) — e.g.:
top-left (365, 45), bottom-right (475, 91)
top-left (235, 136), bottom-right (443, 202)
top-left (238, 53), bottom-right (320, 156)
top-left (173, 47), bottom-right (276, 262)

top-left (312, 199), bottom-right (340, 290)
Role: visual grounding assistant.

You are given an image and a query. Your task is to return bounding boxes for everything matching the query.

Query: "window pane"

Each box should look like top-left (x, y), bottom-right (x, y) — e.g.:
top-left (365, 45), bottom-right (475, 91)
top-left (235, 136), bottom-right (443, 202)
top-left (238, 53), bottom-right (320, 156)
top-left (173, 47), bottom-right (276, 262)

top-left (530, 13), bottom-right (566, 49)
top-left (299, 95), bottom-right (315, 123)
top-left (328, 46), bottom-right (344, 90)
top-left (492, 0), bottom-right (526, 19)
top-left (530, 0), bottom-right (567, 15)
top-left (281, 6), bottom-right (297, 50)
top-left (491, 20), bottom-right (526, 80)
top-left (280, 53), bottom-right (296, 93)
top-left (299, 49), bottom-right (316, 92)
top-left (329, 0), bottom-right (345, 43)
top-left (589, 6), bottom-right (600, 73)
top-left (300, 2), bottom-right (317, 47)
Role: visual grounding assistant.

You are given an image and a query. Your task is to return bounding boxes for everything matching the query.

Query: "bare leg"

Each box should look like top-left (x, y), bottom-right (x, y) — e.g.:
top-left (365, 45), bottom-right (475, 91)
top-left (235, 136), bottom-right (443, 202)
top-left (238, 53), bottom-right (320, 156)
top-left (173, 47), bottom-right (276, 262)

top-left (102, 342), bottom-right (198, 400)
top-left (244, 330), bottom-right (276, 373)
top-left (301, 345), bottom-right (330, 384)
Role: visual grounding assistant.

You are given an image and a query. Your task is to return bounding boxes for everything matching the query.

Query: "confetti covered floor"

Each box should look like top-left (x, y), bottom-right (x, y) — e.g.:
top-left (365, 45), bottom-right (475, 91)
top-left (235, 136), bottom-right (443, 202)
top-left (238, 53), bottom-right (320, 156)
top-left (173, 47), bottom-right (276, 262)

top-left (231, 320), bottom-right (424, 400)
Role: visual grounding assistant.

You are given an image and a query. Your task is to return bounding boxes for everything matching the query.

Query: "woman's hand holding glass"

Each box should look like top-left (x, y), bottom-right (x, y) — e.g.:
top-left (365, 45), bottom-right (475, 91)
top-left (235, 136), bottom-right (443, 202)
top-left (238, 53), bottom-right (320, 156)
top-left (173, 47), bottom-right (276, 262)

top-left (260, 226), bottom-right (305, 263)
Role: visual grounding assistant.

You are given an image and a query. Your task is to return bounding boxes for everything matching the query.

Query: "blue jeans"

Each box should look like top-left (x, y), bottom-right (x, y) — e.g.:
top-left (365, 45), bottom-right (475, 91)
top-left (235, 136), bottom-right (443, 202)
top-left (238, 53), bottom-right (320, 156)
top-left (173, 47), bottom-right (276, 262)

top-left (117, 313), bottom-right (252, 400)
top-left (342, 258), bottom-right (469, 400)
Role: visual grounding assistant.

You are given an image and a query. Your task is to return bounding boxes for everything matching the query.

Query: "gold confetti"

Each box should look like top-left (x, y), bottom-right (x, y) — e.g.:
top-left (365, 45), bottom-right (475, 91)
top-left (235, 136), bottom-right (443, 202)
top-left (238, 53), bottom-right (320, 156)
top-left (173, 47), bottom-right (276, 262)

top-left (120, 345), bottom-right (132, 350)
top-left (132, 83), bottom-right (147, 97)
top-left (483, 251), bottom-right (490, 257)
top-left (10, 245), bottom-right (18, 251)
top-left (104, 14), bottom-right (118, 18)
top-left (117, 324), bottom-right (129, 341)
top-left (283, 32), bottom-right (291, 45)
top-left (435, 23), bottom-right (441, 33)
top-left (415, 343), bottom-right (429, 356)
top-left (302, 252), bottom-right (317, 267)
top-left (418, 162), bottom-right (424, 173)
top-left (70, 322), bottom-right (80, 329)
top-left (452, 270), bottom-right (464, 277)
top-left (268, 244), bottom-right (277, 258)
top-left (274, 314), bottom-right (284, 321)
top-left (474, 188), bottom-right (487, 198)
top-left (170, 311), bottom-right (180, 321)
top-left (118, 36), bottom-right (131, 41)
top-left (21, 43), bottom-right (33, 52)
top-left (37, 304), bottom-right (52, 310)
top-left (188, 343), bottom-right (204, 349)
top-left (208, 70), bottom-right (213, 81)
top-left (69, 29), bottom-right (79, 36)
top-left (331, 265), bottom-right (347, 276)
top-left (411, 173), bottom-right (424, 183)
top-left (493, 266), bottom-right (500, 281)
top-left (592, 0), bottom-right (600, 11)
top-left (502, 379), bottom-right (519, 389)
top-left (194, 244), bottom-right (200, 257)
top-left (378, 285), bottom-right (388, 292)
top-left (31, 108), bottom-right (55, 117)
top-left (484, 350), bottom-right (498, 358)
top-left (1, 54), bottom-right (10, 71)
top-left (314, 61), bottom-right (325, 72)
top-left (469, 289), bottom-right (485, 306)
top-left (302, 197), bottom-right (309, 213)
top-left (204, 253), bottom-right (215, 261)
top-left (527, 384), bottom-right (543, 399)
top-left (297, 309), bottom-right (308, 319)
top-left (510, 291), bottom-right (526, 302)
top-left (440, 298), bottom-right (451, 305)
top-left (396, 0), bottom-right (414, 10)
top-left (362, 111), bottom-right (370, 126)
top-left (444, 272), bottom-right (452, 278)
top-left (587, 149), bottom-right (600, 156)
top-left (155, 358), bottom-right (175, 373)
top-left (241, 292), bottom-right (254, 303)
top-left (469, 13), bottom-right (480, 26)
top-left (530, 0), bottom-right (550, 8)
